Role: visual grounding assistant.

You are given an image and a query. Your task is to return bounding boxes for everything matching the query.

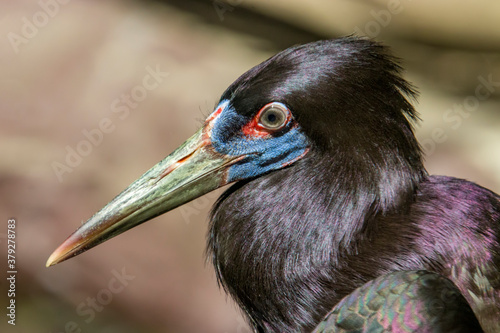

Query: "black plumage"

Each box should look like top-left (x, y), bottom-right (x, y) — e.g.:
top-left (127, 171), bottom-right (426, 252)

top-left (208, 38), bottom-right (500, 332)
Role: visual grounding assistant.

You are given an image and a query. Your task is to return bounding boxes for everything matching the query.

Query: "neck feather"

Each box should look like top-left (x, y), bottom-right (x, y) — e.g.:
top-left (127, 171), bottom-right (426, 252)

top-left (208, 149), bottom-right (425, 332)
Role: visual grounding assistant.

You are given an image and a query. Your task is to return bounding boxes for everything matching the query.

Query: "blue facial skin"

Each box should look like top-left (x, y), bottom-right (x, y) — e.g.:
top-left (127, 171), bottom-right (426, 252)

top-left (210, 100), bottom-right (311, 183)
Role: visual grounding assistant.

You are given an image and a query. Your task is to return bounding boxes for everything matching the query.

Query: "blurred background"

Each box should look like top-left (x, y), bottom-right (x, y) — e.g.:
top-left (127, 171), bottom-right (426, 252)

top-left (1, 1), bottom-right (499, 332)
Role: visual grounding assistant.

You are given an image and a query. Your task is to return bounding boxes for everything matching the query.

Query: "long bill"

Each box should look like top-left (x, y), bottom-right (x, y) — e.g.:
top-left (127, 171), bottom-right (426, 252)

top-left (46, 128), bottom-right (243, 267)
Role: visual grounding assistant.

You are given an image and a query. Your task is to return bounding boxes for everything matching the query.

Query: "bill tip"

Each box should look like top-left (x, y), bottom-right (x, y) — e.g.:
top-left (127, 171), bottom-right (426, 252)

top-left (46, 251), bottom-right (60, 267)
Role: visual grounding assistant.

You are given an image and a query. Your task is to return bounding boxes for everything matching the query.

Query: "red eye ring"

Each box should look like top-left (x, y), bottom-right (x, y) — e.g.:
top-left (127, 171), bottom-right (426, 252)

top-left (241, 102), bottom-right (292, 138)
top-left (256, 102), bottom-right (291, 131)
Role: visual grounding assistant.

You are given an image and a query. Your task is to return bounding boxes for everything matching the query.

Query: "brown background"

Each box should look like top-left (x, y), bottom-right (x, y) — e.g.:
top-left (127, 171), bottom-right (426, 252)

top-left (1, 1), bottom-right (499, 332)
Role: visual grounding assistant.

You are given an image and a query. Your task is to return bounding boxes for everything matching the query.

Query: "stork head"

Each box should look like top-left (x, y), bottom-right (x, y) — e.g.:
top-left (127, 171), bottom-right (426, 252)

top-left (47, 37), bottom-right (423, 266)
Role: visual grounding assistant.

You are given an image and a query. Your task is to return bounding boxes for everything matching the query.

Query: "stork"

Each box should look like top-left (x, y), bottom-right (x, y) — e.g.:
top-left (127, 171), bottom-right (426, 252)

top-left (47, 37), bottom-right (499, 332)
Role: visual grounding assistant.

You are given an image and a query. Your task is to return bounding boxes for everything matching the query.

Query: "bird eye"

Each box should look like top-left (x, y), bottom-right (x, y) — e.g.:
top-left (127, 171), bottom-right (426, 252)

top-left (258, 103), bottom-right (289, 130)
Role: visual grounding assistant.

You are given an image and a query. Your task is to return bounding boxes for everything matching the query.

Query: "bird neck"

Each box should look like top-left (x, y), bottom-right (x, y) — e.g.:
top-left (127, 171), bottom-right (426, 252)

top-left (208, 150), bottom-right (426, 332)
